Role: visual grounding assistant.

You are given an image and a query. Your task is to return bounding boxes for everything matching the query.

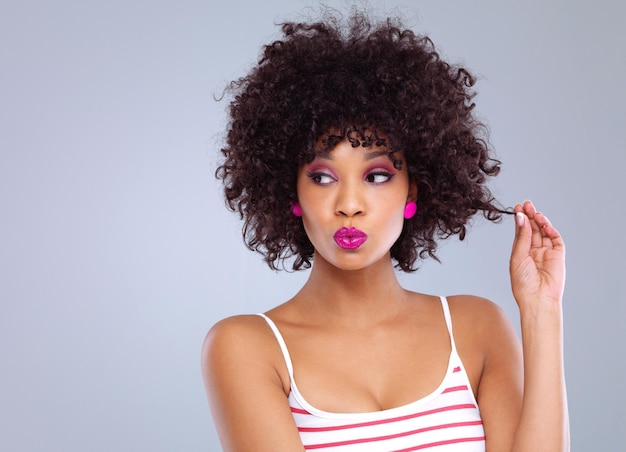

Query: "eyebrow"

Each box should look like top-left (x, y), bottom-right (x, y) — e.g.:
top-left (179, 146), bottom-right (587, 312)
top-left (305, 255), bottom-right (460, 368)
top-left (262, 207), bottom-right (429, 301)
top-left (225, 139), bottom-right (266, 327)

top-left (364, 150), bottom-right (391, 161)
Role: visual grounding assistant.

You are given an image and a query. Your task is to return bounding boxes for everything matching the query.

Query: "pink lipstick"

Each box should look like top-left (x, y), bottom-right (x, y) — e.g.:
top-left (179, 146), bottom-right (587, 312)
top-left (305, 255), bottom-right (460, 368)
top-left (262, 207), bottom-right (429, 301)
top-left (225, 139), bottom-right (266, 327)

top-left (333, 227), bottom-right (368, 250)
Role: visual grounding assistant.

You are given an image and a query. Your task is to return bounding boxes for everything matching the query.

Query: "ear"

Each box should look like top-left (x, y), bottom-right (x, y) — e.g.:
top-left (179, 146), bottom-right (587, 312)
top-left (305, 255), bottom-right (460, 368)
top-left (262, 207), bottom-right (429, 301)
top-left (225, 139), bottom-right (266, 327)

top-left (407, 179), bottom-right (418, 203)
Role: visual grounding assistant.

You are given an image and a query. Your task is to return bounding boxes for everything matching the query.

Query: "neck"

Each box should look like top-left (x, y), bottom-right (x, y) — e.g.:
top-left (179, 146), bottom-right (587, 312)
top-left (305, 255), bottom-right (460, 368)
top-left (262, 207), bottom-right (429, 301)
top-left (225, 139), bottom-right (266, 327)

top-left (295, 253), bottom-right (409, 327)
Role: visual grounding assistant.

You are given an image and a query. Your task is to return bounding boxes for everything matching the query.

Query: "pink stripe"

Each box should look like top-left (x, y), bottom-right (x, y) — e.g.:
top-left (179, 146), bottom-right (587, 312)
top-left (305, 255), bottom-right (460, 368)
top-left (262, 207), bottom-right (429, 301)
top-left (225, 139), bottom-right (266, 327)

top-left (453, 366), bottom-right (461, 373)
top-left (303, 421), bottom-right (484, 450)
top-left (394, 435), bottom-right (486, 451)
top-left (298, 404), bottom-right (478, 433)
top-left (442, 385), bottom-right (468, 393)
top-left (291, 407), bottom-right (311, 415)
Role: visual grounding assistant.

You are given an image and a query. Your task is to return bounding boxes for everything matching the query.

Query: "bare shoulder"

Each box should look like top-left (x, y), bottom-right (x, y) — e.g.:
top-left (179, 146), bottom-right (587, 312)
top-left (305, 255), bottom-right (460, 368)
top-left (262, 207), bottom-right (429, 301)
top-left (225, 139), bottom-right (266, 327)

top-left (445, 294), bottom-right (521, 371)
top-left (201, 315), bottom-right (303, 450)
top-left (203, 314), bottom-right (271, 350)
top-left (201, 314), bottom-right (284, 382)
top-left (446, 294), bottom-right (513, 332)
top-left (447, 296), bottom-right (524, 449)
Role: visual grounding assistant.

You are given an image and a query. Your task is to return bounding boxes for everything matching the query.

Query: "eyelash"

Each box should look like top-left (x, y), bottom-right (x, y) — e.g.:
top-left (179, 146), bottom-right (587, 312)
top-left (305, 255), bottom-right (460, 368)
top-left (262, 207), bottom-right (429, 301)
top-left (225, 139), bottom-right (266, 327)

top-left (306, 170), bottom-right (395, 185)
top-left (365, 171), bottom-right (395, 184)
top-left (307, 171), bottom-right (336, 185)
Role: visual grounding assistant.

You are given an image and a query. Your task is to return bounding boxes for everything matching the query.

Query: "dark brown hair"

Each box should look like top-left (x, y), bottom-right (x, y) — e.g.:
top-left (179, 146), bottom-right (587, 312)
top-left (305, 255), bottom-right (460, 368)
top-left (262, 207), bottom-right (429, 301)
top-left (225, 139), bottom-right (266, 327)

top-left (216, 10), bottom-right (508, 271)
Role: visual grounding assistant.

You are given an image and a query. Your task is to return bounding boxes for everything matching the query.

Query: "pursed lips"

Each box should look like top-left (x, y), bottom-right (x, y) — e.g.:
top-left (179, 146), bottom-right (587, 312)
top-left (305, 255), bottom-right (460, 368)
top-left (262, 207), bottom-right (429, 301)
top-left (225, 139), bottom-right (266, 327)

top-left (333, 227), bottom-right (368, 250)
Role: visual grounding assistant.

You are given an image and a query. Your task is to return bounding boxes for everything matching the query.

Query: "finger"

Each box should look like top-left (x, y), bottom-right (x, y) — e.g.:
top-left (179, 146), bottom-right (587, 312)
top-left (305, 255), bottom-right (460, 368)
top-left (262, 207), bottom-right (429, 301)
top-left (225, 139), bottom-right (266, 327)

top-left (510, 203), bottom-right (524, 252)
top-left (511, 209), bottom-right (532, 265)
top-left (533, 211), bottom-right (550, 229)
top-left (522, 200), bottom-right (537, 219)
top-left (536, 213), bottom-right (566, 252)
top-left (524, 200), bottom-right (552, 249)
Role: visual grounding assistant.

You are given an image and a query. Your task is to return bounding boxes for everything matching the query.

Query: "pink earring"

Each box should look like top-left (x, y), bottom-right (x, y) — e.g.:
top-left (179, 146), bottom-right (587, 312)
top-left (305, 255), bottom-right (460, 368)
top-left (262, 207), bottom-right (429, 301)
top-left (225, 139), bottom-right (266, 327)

top-left (290, 202), bottom-right (302, 217)
top-left (404, 201), bottom-right (417, 219)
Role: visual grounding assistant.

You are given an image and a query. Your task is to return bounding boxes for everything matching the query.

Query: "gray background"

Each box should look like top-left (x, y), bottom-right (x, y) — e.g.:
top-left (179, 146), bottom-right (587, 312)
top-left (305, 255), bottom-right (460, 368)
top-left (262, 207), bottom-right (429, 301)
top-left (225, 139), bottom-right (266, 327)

top-left (1, 0), bottom-right (624, 450)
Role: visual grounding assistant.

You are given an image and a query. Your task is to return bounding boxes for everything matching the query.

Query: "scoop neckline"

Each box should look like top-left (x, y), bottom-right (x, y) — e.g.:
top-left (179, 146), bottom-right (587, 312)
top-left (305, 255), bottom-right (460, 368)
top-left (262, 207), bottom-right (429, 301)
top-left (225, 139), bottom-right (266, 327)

top-left (288, 347), bottom-right (457, 420)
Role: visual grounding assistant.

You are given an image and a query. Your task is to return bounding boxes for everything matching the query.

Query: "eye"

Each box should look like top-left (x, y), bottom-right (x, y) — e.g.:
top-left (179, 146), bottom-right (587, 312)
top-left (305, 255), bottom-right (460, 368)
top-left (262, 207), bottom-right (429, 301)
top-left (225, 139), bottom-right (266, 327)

top-left (307, 171), bottom-right (336, 186)
top-left (365, 171), bottom-right (394, 184)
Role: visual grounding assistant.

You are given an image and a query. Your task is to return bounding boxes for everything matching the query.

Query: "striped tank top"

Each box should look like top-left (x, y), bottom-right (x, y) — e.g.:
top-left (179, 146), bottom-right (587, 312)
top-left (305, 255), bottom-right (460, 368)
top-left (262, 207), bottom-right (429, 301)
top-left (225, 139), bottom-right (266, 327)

top-left (258, 296), bottom-right (485, 451)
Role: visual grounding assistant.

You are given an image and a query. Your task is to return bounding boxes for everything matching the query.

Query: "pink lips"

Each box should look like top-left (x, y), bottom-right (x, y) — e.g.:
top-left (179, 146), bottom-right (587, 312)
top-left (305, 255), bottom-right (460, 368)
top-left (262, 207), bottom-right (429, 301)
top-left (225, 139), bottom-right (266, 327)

top-left (333, 227), bottom-right (368, 250)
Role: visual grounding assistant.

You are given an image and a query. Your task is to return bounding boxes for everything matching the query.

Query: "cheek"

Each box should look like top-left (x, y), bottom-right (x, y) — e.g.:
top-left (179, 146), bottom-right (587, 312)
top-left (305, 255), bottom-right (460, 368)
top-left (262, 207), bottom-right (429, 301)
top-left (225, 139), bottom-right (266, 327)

top-left (383, 191), bottom-right (410, 232)
top-left (298, 192), bottom-right (326, 219)
top-left (300, 216), bottom-right (332, 256)
top-left (296, 176), bottom-right (319, 208)
top-left (388, 206), bottom-right (407, 233)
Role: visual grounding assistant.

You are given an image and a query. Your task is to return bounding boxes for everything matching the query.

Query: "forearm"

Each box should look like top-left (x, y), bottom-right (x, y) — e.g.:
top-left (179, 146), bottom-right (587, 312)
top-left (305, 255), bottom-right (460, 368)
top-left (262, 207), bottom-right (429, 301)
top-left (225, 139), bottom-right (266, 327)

top-left (512, 299), bottom-right (569, 452)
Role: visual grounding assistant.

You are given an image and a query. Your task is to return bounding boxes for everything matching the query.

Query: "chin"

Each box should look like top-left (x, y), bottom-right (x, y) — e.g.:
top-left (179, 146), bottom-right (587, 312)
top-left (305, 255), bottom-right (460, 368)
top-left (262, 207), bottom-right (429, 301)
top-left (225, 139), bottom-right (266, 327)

top-left (315, 250), bottom-right (391, 272)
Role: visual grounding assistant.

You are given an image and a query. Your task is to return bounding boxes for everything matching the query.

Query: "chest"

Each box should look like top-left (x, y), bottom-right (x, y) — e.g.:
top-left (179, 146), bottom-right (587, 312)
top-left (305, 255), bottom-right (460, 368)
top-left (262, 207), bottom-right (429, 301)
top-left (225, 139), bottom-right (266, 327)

top-left (284, 320), bottom-right (481, 413)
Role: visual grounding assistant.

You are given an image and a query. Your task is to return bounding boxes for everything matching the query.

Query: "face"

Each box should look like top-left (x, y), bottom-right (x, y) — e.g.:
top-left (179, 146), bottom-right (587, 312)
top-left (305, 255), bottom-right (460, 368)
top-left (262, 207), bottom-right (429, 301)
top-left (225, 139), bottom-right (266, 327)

top-left (296, 138), bottom-right (416, 271)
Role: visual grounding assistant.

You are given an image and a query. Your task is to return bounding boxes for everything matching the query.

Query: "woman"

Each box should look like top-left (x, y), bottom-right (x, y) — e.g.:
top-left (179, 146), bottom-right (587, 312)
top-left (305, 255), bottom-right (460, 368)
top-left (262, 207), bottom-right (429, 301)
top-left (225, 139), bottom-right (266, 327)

top-left (203, 11), bottom-right (569, 451)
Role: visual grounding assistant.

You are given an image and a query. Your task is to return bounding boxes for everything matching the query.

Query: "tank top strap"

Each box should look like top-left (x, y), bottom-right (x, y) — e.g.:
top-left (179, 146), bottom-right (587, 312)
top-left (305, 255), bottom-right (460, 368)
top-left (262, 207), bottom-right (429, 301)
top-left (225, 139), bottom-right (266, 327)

top-left (438, 295), bottom-right (459, 353)
top-left (256, 313), bottom-right (295, 378)
top-left (259, 301), bottom-right (457, 382)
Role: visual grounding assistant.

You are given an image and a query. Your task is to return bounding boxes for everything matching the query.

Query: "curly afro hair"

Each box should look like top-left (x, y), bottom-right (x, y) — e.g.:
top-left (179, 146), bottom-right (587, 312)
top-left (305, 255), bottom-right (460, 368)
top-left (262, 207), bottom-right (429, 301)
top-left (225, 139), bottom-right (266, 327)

top-left (216, 10), bottom-right (509, 272)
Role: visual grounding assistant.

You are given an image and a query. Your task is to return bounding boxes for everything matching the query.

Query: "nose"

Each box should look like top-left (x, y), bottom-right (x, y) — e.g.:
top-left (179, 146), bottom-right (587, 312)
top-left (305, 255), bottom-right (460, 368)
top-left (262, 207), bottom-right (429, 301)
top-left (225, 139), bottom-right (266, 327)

top-left (335, 179), bottom-right (364, 217)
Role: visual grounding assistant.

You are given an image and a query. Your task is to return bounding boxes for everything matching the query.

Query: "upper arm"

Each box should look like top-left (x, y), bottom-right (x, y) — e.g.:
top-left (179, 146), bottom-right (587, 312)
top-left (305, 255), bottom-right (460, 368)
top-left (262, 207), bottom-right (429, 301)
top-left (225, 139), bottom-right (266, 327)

top-left (201, 316), bottom-right (304, 451)
top-left (472, 300), bottom-right (524, 451)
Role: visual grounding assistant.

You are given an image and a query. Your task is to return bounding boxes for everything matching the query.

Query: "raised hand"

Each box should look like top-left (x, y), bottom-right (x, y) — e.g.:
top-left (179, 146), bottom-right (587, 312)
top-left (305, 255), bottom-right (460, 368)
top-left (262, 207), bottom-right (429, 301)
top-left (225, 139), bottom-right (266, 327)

top-left (509, 200), bottom-right (566, 308)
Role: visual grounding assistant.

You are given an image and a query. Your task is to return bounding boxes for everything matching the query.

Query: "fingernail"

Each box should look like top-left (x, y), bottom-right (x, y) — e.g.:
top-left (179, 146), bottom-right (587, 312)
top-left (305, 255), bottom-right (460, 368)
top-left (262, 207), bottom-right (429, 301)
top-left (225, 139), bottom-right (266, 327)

top-left (516, 212), bottom-right (525, 227)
